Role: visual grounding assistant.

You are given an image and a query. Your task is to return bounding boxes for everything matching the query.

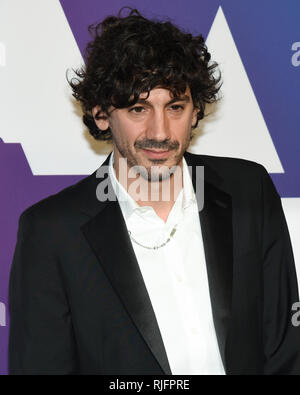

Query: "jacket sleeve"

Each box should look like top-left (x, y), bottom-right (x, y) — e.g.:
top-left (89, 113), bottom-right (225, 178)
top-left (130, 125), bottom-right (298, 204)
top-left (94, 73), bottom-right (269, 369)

top-left (261, 167), bottom-right (300, 374)
top-left (8, 208), bottom-right (78, 374)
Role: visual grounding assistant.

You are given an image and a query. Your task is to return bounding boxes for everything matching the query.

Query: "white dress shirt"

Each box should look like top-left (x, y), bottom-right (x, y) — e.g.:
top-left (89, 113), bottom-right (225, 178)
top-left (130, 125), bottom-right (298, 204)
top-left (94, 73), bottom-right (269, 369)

top-left (108, 152), bottom-right (225, 375)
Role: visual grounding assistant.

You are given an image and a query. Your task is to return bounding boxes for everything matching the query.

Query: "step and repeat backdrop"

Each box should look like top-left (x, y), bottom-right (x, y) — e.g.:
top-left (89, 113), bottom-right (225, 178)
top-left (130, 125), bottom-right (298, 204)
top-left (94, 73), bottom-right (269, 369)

top-left (0, 0), bottom-right (299, 374)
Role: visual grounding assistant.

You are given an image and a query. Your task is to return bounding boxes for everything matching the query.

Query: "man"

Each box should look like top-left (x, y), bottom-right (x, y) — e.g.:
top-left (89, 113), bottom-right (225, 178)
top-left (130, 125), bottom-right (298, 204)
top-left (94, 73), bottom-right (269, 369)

top-left (9, 8), bottom-right (300, 375)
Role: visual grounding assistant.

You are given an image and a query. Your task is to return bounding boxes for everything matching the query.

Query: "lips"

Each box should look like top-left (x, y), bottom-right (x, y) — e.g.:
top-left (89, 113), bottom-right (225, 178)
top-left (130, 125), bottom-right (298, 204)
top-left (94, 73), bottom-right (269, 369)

top-left (142, 149), bottom-right (171, 159)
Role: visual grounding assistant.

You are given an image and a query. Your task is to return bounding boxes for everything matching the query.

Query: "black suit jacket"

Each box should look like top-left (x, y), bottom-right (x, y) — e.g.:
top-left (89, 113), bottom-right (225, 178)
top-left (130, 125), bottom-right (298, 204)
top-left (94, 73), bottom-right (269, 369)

top-left (8, 152), bottom-right (300, 374)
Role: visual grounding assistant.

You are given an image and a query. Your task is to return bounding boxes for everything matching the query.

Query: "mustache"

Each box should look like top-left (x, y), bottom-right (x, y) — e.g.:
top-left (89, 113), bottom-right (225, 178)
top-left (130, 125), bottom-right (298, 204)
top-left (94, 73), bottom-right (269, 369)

top-left (134, 139), bottom-right (179, 151)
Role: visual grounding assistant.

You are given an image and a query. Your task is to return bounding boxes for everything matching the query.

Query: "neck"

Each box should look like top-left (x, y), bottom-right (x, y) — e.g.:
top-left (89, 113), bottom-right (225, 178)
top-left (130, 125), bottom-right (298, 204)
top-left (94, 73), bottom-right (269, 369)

top-left (113, 153), bottom-right (183, 223)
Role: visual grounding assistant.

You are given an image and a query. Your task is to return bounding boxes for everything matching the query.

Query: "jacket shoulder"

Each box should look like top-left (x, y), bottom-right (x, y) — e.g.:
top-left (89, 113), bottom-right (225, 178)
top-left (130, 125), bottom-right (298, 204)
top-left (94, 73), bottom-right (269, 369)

top-left (192, 152), bottom-right (265, 174)
top-left (185, 152), bottom-right (271, 196)
top-left (18, 172), bottom-right (95, 226)
top-left (188, 152), bottom-right (267, 179)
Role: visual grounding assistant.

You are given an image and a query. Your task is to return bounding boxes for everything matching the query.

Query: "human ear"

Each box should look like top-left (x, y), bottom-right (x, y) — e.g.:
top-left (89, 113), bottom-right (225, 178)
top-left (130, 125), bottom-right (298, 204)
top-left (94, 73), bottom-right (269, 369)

top-left (191, 107), bottom-right (199, 128)
top-left (92, 105), bottom-right (110, 131)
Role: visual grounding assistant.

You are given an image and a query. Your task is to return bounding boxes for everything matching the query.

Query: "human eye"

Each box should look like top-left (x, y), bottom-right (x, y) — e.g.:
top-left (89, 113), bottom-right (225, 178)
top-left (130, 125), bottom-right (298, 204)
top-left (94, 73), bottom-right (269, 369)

top-left (129, 106), bottom-right (145, 114)
top-left (169, 104), bottom-right (184, 111)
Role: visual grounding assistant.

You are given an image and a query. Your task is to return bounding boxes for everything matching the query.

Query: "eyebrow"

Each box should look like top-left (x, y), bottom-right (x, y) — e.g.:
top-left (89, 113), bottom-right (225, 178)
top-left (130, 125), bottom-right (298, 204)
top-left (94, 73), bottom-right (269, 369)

top-left (133, 94), bottom-right (191, 106)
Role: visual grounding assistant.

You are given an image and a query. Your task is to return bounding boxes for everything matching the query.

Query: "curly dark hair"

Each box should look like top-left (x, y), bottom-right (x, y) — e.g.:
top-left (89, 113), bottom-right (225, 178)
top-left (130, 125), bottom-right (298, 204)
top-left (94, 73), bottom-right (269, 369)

top-left (69, 7), bottom-right (221, 141)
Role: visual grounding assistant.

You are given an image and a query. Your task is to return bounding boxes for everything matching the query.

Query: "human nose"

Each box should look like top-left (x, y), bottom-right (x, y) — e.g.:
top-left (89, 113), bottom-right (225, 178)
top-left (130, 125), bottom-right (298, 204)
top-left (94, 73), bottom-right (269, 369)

top-left (145, 110), bottom-right (171, 141)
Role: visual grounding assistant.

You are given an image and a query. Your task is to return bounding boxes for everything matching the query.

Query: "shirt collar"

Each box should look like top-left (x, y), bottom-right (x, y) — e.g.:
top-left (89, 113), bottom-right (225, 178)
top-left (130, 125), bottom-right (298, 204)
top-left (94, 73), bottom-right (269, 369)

top-left (108, 151), bottom-right (139, 220)
top-left (108, 151), bottom-right (196, 222)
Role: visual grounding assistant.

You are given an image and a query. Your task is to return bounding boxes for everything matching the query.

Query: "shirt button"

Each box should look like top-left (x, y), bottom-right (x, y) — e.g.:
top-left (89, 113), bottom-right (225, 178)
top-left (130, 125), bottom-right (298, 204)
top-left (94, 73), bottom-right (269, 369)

top-left (191, 328), bottom-right (199, 335)
top-left (176, 275), bottom-right (183, 283)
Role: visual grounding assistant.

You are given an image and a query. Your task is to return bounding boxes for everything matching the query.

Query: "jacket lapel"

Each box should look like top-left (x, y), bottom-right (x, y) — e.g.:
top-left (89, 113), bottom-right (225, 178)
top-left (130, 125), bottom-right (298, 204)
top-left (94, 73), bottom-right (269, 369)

top-left (184, 152), bottom-right (233, 372)
top-left (80, 154), bottom-right (172, 375)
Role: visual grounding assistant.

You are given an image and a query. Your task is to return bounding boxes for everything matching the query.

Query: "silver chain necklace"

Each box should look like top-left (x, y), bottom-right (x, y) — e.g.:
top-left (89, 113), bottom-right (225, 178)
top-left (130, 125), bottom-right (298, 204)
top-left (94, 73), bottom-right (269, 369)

top-left (128, 225), bottom-right (177, 250)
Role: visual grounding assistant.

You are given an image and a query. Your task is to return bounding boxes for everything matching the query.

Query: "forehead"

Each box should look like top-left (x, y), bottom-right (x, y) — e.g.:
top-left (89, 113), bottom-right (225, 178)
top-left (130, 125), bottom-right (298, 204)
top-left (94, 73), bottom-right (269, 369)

top-left (108, 86), bottom-right (192, 114)
top-left (137, 86), bottom-right (192, 101)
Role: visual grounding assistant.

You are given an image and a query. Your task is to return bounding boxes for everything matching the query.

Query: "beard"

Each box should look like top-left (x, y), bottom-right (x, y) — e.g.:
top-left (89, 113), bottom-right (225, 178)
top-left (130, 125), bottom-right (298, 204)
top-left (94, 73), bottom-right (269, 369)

top-left (113, 130), bottom-right (193, 182)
